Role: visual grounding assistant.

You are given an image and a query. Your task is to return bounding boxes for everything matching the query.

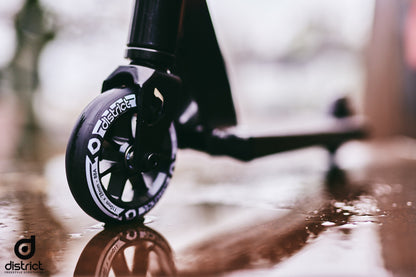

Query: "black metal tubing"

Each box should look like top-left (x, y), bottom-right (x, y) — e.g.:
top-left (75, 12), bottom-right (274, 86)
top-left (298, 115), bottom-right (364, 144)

top-left (174, 0), bottom-right (237, 129)
top-left (124, 0), bottom-right (236, 129)
top-left (176, 117), bottom-right (367, 162)
top-left (126, 0), bottom-right (184, 69)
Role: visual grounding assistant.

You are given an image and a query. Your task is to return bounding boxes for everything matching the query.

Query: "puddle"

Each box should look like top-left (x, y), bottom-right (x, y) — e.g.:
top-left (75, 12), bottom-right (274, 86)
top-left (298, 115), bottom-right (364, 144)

top-left (260, 221), bottom-right (390, 277)
top-left (215, 189), bottom-right (391, 277)
top-left (0, 198), bottom-right (22, 262)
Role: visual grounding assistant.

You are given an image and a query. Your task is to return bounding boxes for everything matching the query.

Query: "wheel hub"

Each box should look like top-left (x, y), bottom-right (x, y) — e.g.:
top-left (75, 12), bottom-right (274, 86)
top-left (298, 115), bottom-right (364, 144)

top-left (124, 146), bottom-right (159, 172)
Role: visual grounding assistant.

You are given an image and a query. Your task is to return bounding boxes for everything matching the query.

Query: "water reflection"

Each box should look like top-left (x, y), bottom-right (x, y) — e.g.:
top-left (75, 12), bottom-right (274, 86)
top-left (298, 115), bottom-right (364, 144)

top-left (73, 165), bottom-right (385, 276)
top-left (74, 224), bottom-right (176, 277)
top-left (177, 165), bottom-right (383, 276)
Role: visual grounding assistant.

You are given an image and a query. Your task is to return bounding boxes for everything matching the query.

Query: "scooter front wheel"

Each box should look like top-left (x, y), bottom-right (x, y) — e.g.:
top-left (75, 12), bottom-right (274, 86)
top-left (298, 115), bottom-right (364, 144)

top-left (66, 88), bottom-right (176, 223)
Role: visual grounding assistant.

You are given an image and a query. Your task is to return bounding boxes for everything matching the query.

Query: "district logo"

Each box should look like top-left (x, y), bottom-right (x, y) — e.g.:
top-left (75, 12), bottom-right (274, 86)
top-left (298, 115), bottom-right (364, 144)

top-left (4, 235), bottom-right (44, 273)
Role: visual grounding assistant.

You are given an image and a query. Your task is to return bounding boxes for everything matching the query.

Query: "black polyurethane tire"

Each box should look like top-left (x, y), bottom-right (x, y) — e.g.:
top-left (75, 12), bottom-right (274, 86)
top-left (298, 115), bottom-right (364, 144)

top-left (66, 88), bottom-right (176, 223)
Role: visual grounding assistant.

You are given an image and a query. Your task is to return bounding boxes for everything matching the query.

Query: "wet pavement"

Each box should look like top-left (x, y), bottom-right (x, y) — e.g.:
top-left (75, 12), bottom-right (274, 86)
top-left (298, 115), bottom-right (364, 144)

top-left (0, 137), bottom-right (415, 276)
top-left (1, 1), bottom-right (409, 276)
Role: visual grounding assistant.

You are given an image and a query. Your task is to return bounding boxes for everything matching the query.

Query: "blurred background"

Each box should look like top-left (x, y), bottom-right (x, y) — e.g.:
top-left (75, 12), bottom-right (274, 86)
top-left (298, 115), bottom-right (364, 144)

top-left (0, 0), bottom-right (391, 165)
top-left (1, 0), bottom-right (416, 275)
top-left (1, 0), bottom-right (415, 165)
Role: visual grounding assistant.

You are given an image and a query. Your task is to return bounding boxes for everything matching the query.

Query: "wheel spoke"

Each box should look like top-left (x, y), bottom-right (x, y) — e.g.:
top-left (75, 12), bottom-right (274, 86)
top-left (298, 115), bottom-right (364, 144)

top-left (101, 140), bottom-right (123, 162)
top-left (107, 171), bottom-right (128, 199)
top-left (132, 244), bottom-right (149, 274)
top-left (100, 161), bottom-right (118, 177)
top-left (111, 251), bottom-right (130, 275)
top-left (129, 174), bottom-right (148, 197)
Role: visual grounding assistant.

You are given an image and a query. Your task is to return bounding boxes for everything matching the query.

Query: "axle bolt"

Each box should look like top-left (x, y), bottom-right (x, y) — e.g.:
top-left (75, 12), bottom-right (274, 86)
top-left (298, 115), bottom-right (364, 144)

top-left (124, 146), bottom-right (135, 170)
top-left (144, 153), bottom-right (159, 171)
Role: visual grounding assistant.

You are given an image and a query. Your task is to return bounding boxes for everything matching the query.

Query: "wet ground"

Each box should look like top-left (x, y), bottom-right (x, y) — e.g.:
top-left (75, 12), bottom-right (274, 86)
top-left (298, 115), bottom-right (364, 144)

top-left (1, 1), bottom-right (409, 276)
top-left (0, 135), bottom-right (415, 276)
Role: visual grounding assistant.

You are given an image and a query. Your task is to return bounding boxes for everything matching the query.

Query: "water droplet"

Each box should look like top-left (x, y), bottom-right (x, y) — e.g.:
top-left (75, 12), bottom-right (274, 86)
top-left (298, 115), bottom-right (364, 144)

top-left (342, 205), bottom-right (355, 212)
top-left (89, 223), bottom-right (105, 229)
top-left (339, 223), bottom-right (357, 229)
top-left (144, 215), bottom-right (157, 224)
top-left (321, 221), bottom-right (336, 227)
top-left (334, 202), bottom-right (345, 208)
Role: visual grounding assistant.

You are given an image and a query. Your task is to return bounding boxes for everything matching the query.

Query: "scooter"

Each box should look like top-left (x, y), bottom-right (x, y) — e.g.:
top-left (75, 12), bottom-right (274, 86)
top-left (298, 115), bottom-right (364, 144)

top-left (65, 0), bottom-right (366, 223)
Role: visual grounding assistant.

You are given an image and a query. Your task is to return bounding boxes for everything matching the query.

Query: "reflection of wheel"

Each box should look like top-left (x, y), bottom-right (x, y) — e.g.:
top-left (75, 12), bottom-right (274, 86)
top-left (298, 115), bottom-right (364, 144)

top-left (74, 224), bottom-right (176, 276)
top-left (66, 88), bottom-right (176, 223)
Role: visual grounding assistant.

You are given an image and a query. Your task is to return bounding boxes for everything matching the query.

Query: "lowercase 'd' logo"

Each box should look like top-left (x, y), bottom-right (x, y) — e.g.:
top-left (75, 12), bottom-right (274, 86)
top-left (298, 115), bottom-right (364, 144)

top-left (14, 236), bottom-right (35, 260)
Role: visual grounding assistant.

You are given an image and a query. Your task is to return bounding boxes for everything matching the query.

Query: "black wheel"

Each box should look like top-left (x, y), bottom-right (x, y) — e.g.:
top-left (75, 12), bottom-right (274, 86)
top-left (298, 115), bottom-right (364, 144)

top-left (66, 88), bottom-right (176, 223)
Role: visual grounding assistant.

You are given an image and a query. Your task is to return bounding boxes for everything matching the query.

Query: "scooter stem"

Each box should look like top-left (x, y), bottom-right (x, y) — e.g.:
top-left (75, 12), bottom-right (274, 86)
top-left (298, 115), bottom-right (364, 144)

top-left (126, 0), bottom-right (184, 69)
